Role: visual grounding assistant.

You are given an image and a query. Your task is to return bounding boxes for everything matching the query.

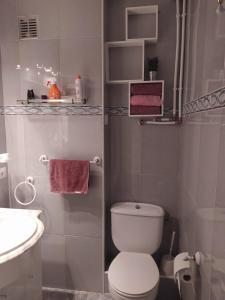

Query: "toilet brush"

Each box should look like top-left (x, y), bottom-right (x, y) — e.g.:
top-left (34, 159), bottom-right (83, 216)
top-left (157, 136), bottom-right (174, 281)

top-left (160, 231), bottom-right (176, 276)
top-left (169, 231), bottom-right (176, 257)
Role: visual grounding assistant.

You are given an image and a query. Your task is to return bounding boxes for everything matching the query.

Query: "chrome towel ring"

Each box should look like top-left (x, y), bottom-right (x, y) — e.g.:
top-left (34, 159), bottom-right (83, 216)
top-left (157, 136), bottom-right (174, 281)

top-left (14, 176), bottom-right (36, 206)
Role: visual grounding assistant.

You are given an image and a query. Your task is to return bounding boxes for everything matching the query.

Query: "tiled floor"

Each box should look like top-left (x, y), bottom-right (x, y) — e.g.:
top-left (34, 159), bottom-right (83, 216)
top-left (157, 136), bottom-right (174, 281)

top-left (43, 290), bottom-right (114, 300)
top-left (43, 277), bottom-right (180, 300)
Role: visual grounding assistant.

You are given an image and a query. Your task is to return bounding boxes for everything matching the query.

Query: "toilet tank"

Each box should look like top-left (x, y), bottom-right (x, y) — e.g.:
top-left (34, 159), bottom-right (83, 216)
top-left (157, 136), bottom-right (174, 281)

top-left (111, 202), bottom-right (165, 254)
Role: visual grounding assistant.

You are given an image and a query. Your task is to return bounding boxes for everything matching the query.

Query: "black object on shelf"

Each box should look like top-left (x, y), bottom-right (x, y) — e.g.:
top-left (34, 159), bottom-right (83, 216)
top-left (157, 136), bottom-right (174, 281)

top-left (27, 89), bottom-right (35, 100)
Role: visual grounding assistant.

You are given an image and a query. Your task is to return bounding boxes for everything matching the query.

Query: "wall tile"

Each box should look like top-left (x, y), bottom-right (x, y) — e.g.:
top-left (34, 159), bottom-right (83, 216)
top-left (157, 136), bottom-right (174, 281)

top-left (59, 0), bottom-right (102, 39)
top-left (41, 234), bottom-right (68, 289)
top-left (64, 170), bottom-right (102, 238)
top-left (59, 38), bottom-right (102, 105)
top-left (5, 115), bottom-right (103, 177)
top-left (0, 0), bottom-right (18, 43)
top-left (183, 0), bottom-right (225, 102)
top-left (179, 107), bottom-right (225, 300)
top-left (1, 42), bottom-right (21, 105)
top-left (109, 116), bottom-right (179, 210)
top-left (0, 56), bottom-right (9, 207)
top-left (17, 0), bottom-right (59, 40)
top-left (41, 234), bottom-right (104, 292)
top-left (65, 235), bottom-right (103, 292)
top-left (138, 174), bottom-right (178, 216)
top-left (29, 176), bottom-right (65, 236)
top-left (1, 0), bottom-right (104, 295)
top-left (18, 39), bottom-right (60, 99)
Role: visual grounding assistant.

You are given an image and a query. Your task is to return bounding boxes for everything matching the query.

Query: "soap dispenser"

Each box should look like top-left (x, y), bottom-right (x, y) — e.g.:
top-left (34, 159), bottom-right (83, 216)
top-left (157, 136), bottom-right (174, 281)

top-left (47, 77), bottom-right (61, 100)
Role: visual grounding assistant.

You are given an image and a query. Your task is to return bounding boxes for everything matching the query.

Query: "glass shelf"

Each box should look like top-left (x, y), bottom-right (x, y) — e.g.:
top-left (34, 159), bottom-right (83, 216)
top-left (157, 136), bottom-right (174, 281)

top-left (16, 97), bottom-right (87, 105)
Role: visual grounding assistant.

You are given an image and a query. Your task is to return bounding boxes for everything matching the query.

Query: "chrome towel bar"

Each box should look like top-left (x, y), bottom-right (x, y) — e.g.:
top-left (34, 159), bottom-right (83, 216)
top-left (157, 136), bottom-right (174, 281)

top-left (39, 154), bottom-right (101, 166)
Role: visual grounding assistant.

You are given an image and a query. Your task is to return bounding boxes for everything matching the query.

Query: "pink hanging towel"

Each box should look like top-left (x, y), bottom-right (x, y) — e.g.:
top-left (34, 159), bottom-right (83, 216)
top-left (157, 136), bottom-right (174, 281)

top-left (50, 159), bottom-right (89, 194)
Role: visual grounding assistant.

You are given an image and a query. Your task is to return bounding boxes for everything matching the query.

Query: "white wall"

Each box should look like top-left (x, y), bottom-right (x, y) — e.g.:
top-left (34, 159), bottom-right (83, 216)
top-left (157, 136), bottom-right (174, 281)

top-left (0, 0), bottom-right (104, 292)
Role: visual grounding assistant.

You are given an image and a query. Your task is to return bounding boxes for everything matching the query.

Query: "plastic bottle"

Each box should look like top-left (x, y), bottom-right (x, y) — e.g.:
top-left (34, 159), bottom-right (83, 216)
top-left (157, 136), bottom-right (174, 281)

top-left (75, 75), bottom-right (83, 102)
top-left (47, 77), bottom-right (61, 99)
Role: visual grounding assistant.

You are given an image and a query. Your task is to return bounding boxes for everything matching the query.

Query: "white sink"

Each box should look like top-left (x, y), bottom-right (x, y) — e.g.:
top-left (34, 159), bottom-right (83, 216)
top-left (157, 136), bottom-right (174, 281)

top-left (0, 215), bottom-right (37, 256)
top-left (0, 208), bottom-right (44, 290)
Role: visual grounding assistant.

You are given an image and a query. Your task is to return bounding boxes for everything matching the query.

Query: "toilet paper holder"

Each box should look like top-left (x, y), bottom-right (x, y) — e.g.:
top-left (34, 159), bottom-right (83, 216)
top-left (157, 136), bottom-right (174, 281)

top-left (183, 252), bottom-right (201, 265)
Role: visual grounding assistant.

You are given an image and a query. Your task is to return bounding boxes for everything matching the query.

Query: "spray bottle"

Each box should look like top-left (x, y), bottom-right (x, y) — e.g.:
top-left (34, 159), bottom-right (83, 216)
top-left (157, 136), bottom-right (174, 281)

top-left (47, 77), bottom-right (61, 100)
top-left (75, 75), bottom-right (83, 102)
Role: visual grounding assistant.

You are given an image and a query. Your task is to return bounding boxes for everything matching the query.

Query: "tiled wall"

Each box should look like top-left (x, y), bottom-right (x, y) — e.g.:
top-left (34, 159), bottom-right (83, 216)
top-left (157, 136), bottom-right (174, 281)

top-left (105, 0), bottom-right (180, 264)
top-left (0, 55), bottom-right (8, 207)
top-left (183, 0), bottom-right (225, 102)
top-left (179, 0), bottom-right (225, 299)
top-left (0, 0), bottom-right (104, 292)
top-left (179, 109), bottom-right (225, 300)
top-left (108, 117), bottom-right (179, 216)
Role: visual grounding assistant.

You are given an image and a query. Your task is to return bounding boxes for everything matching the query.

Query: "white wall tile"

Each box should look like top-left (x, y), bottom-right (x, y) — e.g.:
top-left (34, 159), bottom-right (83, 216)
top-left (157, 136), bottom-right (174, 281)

top-left (59, 38), bottom-right (102, 105)
top-left (65, 235), bottom-right (103, 292)
top-left (59, 0), bottom-right (102, 39)
top-left (17, 0), bottom-right (59, 40)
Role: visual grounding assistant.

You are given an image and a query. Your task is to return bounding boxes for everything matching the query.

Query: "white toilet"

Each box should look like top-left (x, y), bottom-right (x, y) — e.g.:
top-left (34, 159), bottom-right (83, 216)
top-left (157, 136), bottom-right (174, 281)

top-left (108, 202), bottom-right (165, 300)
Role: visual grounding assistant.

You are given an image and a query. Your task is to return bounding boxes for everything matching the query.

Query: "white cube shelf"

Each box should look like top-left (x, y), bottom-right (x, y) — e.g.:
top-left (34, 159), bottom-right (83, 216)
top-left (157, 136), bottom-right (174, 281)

top-left (105, 40), bottom-right (144, 84)
top-left (128, 80), bottom-right (164, 118)
top-left (126, 5), bottom-right (158, 43)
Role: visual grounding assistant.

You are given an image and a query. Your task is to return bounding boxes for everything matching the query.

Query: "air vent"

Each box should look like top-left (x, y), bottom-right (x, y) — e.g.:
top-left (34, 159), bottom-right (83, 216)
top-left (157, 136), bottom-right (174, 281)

top-left (18, 16), bottom-right (38, 40)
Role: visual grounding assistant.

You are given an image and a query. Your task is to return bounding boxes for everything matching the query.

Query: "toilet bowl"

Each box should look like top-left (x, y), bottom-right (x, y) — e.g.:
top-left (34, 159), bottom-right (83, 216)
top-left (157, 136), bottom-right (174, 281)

top-left (109, 202), bottom-right (164, 300)
top-left (108, 252), bottom-right (159, 300)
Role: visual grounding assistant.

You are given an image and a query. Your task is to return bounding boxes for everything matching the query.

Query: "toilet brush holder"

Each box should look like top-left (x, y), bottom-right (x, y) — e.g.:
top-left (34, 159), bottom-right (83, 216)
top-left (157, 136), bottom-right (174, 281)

top-left (160, 254), bottom-right (174, 276)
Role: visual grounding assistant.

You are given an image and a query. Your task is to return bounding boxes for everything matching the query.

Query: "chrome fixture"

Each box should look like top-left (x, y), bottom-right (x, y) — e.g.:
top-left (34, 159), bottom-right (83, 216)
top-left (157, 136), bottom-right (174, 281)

top-left (39, 154), bottom-right (102, 166)
top-left (217, 0), bottom-right (225, 14)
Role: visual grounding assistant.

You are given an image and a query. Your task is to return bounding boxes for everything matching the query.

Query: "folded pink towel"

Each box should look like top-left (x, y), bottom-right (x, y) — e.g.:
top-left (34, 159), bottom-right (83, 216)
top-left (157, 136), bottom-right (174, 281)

top-left (131, 83), bottom-right (162, 96)
top-left (50, 159), bottom-right (89, 194)
top-left (130, 105), bottom-right (161, 115)
top-left (130, 95), bottom-right (162, 107)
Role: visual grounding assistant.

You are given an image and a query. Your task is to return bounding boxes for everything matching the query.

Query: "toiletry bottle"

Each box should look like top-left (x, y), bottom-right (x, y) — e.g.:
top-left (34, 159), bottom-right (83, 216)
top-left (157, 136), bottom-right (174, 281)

top-left (75, 75), bottom-right (83, 102)
top-left (48, 77), bottom-right (61, 99)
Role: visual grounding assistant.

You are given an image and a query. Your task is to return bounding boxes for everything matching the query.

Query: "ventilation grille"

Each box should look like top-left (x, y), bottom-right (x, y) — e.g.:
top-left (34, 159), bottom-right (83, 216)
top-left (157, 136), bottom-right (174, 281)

top-left (18, 16), bottom-right (38, 40)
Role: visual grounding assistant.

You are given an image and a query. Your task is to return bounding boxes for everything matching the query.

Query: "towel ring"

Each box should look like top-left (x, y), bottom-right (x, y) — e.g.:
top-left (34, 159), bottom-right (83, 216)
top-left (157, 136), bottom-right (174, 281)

top-left (14, 176), bottom-right (36, 206)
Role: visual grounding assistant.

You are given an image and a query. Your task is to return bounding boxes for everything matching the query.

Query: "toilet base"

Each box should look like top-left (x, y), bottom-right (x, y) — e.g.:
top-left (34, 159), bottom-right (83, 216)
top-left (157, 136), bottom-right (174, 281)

top-left (109, 282), bottom-right (159, 300)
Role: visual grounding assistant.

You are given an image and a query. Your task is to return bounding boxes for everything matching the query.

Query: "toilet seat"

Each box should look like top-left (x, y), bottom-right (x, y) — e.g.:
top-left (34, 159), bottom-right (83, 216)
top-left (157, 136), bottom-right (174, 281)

top-left (108, 252), bottom-right (159, 297)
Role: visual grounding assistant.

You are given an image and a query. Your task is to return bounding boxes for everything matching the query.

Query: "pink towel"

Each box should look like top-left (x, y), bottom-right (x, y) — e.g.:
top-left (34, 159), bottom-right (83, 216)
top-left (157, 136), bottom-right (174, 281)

top-left (131, 83), bottom-right (162, 96)
top-left (50, 159), bottom-right (89, 194)
top-left (130, 105), bottom-right (161, 115)
top-left (130, 95), bottom-right (162, 107)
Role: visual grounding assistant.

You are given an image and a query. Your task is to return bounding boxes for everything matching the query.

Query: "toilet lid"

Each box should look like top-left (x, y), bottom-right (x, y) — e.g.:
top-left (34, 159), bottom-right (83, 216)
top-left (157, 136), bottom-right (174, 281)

top-left (108, 252), bottom-right (159, 296)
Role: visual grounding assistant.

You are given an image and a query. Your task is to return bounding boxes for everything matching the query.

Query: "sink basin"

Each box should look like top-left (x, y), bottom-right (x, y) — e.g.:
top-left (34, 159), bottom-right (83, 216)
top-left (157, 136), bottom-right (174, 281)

top-left (0, 215), bottom-right (37, 256)
top-left (0, 208), bottom-right (44, 290)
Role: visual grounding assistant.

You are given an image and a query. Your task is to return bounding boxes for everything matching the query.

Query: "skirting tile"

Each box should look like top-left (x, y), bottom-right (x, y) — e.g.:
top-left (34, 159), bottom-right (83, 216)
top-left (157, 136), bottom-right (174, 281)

top-left (0, 105), bottom-right (103, 116)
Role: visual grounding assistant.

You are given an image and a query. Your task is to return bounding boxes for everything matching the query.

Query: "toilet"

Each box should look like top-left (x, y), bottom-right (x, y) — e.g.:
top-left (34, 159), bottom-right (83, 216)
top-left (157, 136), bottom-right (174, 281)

top-left (108, 202), bottom-right (165, 300)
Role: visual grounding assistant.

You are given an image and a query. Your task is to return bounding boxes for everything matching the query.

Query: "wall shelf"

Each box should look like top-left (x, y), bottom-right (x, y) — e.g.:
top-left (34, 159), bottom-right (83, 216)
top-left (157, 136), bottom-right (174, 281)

top-left (126, 5), bottom-right (158, 42)
top-left (105, 40), bottom-right (144, 83)
top-left (16, 96), bottom-right (87, 105)
top-left (129, 80), bottom-right (164, 118)
top-left (105, 5), bottom-right (158, 84)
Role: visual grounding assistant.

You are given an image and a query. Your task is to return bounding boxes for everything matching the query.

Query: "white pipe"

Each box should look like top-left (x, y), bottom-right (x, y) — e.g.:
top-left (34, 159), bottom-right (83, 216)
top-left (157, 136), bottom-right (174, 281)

top-left (173, 0), bottom-right (180, 116)
top-left (179, 0), bottom-right (187, 120)
top-left (183, 0), bottom-right (191, 102)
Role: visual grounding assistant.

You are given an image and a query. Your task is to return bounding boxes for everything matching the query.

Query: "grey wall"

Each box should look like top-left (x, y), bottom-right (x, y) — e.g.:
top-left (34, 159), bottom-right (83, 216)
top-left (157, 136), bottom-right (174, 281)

top-left (179, 0), bottom-right (225, 299)
top-left (106, 0), bottom-right (177, 109)
top-left (0, 0), bottom-right (104, 292)
top-left (105, 0), bottom-right (179, 265)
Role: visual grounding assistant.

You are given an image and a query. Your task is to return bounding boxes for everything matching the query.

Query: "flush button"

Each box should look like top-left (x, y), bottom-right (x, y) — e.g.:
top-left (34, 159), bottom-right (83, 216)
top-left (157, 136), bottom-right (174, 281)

top-left (135, 204), bottom-right (141, 209)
